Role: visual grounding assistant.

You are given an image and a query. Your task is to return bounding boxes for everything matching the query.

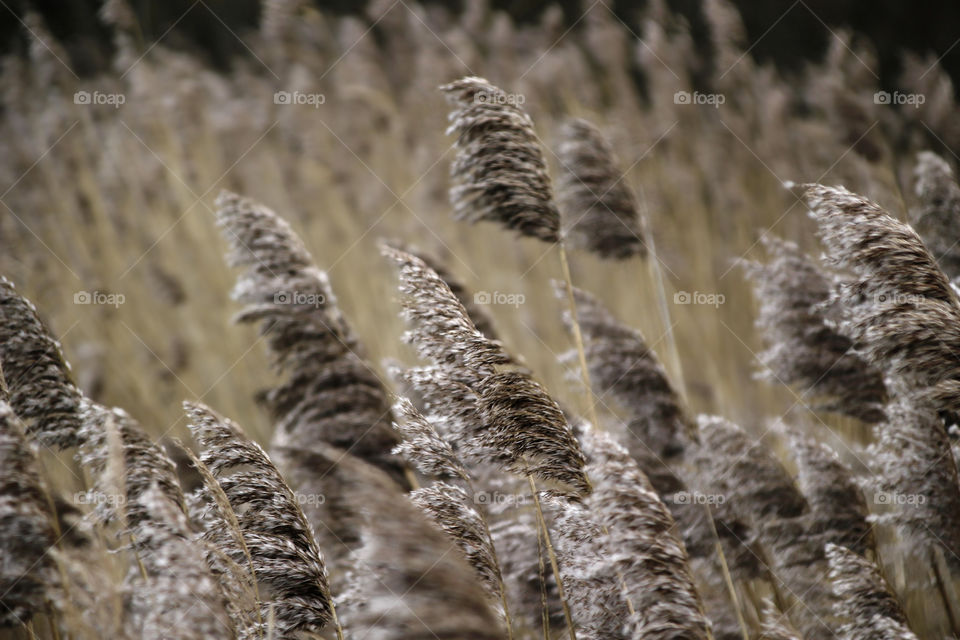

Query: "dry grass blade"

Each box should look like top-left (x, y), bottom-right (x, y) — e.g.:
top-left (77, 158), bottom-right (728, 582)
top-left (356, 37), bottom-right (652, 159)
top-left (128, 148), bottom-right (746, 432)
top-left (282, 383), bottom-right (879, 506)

top-left (0, 399), bottom-right (56, 627)
top-left (214, 190), bottom-right (408, 487)
top-left (555, 118), bottom-right (646, 260)
top-left (441, 76), bottom-right (560, 243)
top-left (825, 543), bottom-right (917, 640)
top-left (184, 400), bottom-right (341, 639)
top-left (0, 277), bottom-right (84, 449)
top-left (911, 151), bottom-right (960, 280)
top-left (790, 432), bottom-right (874, 557)
top-left (743, 236), bottom-right (887, 423)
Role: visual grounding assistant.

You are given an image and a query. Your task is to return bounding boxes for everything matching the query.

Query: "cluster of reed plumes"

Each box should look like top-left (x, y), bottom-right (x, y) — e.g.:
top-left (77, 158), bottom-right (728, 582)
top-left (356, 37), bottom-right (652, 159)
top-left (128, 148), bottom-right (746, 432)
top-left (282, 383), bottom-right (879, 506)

top-left (4, 0), bottom-right (960, 638)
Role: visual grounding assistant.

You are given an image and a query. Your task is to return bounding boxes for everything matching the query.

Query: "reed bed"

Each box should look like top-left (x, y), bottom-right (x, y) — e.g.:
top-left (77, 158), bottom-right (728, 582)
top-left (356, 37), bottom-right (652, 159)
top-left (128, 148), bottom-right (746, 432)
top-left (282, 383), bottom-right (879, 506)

top-left (1, 0), bottom-right (959, 638)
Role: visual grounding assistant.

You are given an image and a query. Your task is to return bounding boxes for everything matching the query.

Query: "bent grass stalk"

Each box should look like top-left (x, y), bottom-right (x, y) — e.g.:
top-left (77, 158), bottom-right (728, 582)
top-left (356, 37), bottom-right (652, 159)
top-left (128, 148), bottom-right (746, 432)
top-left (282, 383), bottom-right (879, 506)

top-left (557, 242), bottom-right (601, 432)
top-left (527, 474), bottom-right (578, 640)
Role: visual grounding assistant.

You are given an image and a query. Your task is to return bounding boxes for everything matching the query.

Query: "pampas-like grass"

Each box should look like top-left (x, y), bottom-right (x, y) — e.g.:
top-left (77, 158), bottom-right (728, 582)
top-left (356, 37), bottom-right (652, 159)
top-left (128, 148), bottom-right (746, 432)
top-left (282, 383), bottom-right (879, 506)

top-left (77, 400), bottom-right (186, 538)
top-left (869, 399), bottom-right (960, 563)
top-left (555, 118), bottom-right (646, 260)
top-left (0, 399), bottom-right (56, 627)
top-left (392, 396), bottom-right (468, 480)
top-left (0, 277), bottom-right (84, 449)
top-left (911, 151), bottom-right (960, 280)
top-left (214, 190), bottom-right (408, 487)
top-left (306, 445), bottom-right (505, 640)
top-left (790, 432), bottom-right (874, 557)
top-left (126, 484), bottom-right (234, 640)
top-left (743, 236), bottom-right (887, 423)
top-left (553, 429), bottom-right (709, 640)
top-left (556, 283), bottom-right (691, 461)
top-left (441, 76), bottom-right (560, 243)
top-left (184, 401), bottom-right (341, 639)
top-left (758, 600), bottom-right (802, 640)
top-left (825, 544), bottom-right (917, 640)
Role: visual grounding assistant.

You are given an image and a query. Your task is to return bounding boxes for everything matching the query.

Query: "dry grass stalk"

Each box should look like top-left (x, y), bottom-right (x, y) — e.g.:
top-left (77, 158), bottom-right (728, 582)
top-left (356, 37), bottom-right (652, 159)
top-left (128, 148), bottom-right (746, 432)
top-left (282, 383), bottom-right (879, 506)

top-left (184, 401), bottom-right (342, 639)
top-left (743, 236), bottom-right (887, 423)
top-left (825, 543), bottom-right (917, 640)
top-left (555, 118), bottom-right (646, 260)
top-left (0, 277), bottom-right (84, 449)
top-left (441, 76), bottom-right (560, 243)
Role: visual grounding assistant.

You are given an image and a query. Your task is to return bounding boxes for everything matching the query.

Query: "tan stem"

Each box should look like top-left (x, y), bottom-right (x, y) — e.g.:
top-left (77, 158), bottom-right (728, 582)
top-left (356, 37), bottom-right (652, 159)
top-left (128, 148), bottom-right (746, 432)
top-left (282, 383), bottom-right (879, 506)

top-left (528, 475), bottom-right (578, 640)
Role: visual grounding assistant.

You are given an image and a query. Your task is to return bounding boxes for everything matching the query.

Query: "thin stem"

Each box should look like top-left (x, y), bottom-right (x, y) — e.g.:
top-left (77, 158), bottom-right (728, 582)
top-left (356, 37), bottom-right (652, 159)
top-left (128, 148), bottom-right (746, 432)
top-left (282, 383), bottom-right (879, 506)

top-left (528, 474), bottom-right (578, 640)
top-left (931, 547), bottom-right (960, 637)
top-left (557, 242), bottom-right (602, 431)
top-left (465, 479), bottom-right (515, 640)
top-left (703, 504), bottom-right (743, 640)
top-left (536, 516), bottom-right (550, 640)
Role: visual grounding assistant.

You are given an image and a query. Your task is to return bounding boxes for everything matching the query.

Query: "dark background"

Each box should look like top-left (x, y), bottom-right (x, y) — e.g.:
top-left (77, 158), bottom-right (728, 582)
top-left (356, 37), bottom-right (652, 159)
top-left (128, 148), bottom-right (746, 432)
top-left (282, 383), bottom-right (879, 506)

top-left (2, 0), bottom-right (959, 95)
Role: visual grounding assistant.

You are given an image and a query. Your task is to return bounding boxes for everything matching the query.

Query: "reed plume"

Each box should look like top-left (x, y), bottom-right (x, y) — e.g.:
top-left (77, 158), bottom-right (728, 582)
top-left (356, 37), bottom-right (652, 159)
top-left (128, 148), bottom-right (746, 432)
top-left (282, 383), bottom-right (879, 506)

top-left (790, 432), bottom-right (874, 557)
top-left (555, 118), bottom-right (646, 259)
top-left (758, 600), bottom-right (803, 640)
top-left (0, 277), bottom-right (84, 448)
top-left (743, 236), bottom-right (887, 423)
top-left (184, 400), bottom-right (341, 639)
top-left (825, 543), bottom-right (917, 640)
top-left (554, 428), bottom-right (709, 639)
top-left (911, 151), bottom-right (960, 280)
top-left (0, 399), bottom-right (56, 627)
top-left (441, 76), bottom-right (560, 243)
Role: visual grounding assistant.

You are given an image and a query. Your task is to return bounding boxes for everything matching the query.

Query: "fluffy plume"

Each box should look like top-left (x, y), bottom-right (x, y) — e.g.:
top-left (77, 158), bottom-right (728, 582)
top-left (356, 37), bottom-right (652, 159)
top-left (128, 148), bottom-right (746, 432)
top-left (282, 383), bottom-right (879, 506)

top-left (554, 429), bottom-right (709, 639)
top-left (215, 190), bottom-right (408, 486)
top-left (395, 244), bottom-right (501, 340)
top-left (409, 482), bottom-right (502, 600)
top-left (185, 401), bottom-right (339, 639)
top-left (0, 277), bottom-right (84, 448)
top-left (0, 400), bottom-right (55, 626)
top-left (790, 432), bottom-right (874, 556)
top-left (441, 76), bottom-right (560, 243)
top-left (392, 396), bottom-right (467, 480)
top-left (759, 600), bottom-right (803, 640)
top-left (475, 371), bottom-right (590, 497)
top-left (869, 400), bottom-right (960, 562)
top-left (321, 446), bottom-right (505, 639)
top-left (126, 484), bottom-right (234, 639)
top-left (911, 151), bottom-right (960, 280)
top-left (825, 544), bottom-right (917, 640)
top-left (381, 244), bottom-right (511, 383)
top-left (77, 400), bottom-right (186, 538)
top-left (555, 118), bottom-right (646, 259)
top-left (556, 282), bottom-right (691, 461)
top-left (743, 236), bottom-right (887, 423)
top-left (803, 183), bottom-right (960, 410)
